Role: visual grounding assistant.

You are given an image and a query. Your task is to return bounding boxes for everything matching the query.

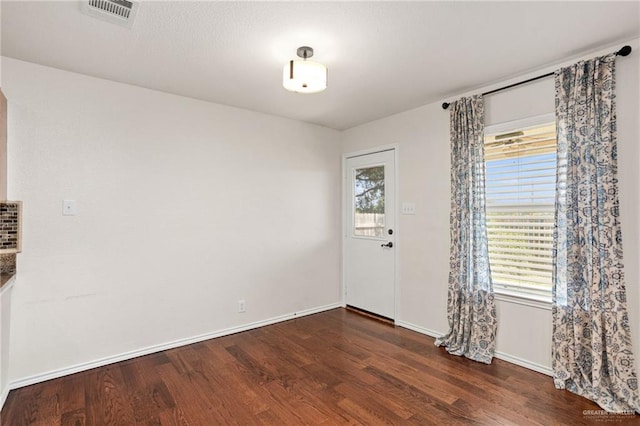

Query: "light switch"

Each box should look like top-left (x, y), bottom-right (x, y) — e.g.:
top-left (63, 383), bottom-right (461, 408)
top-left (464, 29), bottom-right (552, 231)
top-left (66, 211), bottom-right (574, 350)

top-left (63, 200), bottom-right (78, 216)
top-left (401, 202), bottom-right (416, 215)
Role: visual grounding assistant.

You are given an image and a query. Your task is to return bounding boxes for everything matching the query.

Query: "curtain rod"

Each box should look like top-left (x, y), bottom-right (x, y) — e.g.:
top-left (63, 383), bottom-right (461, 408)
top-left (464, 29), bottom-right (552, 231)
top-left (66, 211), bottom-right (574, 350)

top-left (441, 45), bottom-right (632, 110)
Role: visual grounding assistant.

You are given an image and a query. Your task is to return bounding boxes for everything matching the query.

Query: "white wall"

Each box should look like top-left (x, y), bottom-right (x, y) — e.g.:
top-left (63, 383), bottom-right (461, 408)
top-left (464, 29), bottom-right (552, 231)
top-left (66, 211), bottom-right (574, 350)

top-left (0, 1), bottom-right (3, 84)
top-left (342, 38), bottom-right (640, 375)
top-left (2, 57), bottom-right (342, 384)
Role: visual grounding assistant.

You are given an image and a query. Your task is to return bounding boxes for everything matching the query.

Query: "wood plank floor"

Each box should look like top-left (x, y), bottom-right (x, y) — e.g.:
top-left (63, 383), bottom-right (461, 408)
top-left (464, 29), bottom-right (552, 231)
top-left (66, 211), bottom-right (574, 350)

top-left (1, 308), bottom-right (635, 425)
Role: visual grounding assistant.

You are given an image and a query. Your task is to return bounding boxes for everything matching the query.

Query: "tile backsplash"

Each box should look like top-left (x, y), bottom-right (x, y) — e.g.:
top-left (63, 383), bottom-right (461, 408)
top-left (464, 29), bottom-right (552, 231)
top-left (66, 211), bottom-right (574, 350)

top-left (1, 202), bottom-right (21, 252)
top-left (0, 201), bottom-right (21, 276)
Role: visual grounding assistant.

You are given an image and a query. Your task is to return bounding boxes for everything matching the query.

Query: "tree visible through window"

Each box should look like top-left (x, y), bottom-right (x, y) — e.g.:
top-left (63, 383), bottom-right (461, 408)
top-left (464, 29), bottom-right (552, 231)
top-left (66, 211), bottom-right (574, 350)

top-left (354, 166), bottom-right (385, 237)
top-left (484, 121), bottom-right (556, 300)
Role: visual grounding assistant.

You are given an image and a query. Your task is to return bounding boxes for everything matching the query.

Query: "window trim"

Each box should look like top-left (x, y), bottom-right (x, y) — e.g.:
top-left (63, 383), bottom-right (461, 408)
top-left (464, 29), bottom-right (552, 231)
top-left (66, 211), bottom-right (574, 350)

top-left (484, 113), bottom-right (556, 306)
top-left (494, 289), bottom-right (552, 310)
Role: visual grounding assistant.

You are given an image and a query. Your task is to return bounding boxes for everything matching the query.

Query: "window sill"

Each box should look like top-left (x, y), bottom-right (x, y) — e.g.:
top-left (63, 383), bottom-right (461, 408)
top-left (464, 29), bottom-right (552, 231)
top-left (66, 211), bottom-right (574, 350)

top-left (494, 289), bottom-right (552, 310)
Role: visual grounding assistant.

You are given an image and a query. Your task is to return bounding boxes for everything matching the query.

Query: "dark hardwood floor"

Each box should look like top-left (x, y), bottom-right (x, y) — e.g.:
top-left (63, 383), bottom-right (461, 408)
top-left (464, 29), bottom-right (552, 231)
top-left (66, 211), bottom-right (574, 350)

top-left (1, 308), bottom-right (633, 425)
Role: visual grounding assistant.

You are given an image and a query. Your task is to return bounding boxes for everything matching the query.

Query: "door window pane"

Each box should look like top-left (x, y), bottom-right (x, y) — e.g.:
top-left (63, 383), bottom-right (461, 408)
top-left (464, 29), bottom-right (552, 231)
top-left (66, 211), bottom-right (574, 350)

top-left (354, 166), bottom-right (385, 237)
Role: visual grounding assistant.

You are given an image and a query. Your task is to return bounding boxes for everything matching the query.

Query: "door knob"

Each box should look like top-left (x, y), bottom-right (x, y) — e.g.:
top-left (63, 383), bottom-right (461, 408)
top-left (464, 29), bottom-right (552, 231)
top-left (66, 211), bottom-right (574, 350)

top-left (381, 242), bottom-right (393, 248)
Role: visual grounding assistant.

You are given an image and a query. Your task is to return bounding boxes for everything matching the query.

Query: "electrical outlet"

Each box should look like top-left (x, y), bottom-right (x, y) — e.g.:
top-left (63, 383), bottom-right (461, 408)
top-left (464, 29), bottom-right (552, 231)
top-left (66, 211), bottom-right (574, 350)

top-left (238, 300), bottom-right (246, 313)
top-left (401, 202), bottom-right (416, 215)
top-left (63, 200), bottom-right (78, 216)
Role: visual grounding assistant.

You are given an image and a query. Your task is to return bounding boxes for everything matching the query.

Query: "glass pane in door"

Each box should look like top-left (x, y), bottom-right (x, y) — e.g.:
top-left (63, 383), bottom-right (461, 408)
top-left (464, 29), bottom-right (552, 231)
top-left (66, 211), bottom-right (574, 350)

top-left (354, 165), bottom-right (385, 237)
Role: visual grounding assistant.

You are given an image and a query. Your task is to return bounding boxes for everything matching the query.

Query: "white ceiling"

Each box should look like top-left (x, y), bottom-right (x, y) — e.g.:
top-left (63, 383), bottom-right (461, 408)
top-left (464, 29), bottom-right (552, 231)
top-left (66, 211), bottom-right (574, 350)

top-left (2, 1), bottom-right (639, 130)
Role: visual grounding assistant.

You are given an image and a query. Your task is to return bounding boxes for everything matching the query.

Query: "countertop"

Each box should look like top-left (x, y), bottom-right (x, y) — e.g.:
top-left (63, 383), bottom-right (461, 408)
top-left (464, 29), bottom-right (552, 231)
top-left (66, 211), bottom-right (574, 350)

top-left (0, 273), bottom-right (15, 291)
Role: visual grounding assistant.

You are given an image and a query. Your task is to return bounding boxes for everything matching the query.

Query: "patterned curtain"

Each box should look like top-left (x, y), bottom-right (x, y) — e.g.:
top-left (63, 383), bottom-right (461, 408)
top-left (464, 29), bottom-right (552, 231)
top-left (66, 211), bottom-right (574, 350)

top-left (435, 95), bottom-right (497, 364)
top-left (553, 53), bottom-right (640, 413)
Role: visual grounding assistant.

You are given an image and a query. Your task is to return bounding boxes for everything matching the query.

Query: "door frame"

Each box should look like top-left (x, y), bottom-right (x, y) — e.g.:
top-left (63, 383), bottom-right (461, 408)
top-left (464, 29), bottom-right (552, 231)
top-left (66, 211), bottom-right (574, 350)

top-left (342, 144), bottom-right (400, 321)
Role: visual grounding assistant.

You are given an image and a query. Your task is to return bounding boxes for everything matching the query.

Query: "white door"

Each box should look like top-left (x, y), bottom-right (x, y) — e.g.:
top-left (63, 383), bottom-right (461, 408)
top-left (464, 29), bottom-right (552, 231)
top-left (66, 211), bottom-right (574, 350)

top-left (345, 149), bottom-right (396, 319)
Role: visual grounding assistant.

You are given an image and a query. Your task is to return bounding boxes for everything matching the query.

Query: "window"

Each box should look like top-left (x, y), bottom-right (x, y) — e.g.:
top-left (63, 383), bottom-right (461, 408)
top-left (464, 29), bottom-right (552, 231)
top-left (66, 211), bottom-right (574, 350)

top-left (353, 165), bottom-right (385, 237)
top-left (484, 117), bottom-right (556, 301)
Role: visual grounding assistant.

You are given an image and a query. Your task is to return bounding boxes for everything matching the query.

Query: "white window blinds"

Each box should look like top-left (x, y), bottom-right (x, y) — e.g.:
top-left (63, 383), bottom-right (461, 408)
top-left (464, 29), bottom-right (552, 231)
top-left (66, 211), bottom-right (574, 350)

top-left (484, 122), bottom-right (557, 300)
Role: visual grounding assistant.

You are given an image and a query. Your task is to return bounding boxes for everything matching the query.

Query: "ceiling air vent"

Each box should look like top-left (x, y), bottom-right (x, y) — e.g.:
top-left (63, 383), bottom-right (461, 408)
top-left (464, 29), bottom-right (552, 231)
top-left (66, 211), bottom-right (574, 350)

top-left (80, 0), bottom-right (139, 29)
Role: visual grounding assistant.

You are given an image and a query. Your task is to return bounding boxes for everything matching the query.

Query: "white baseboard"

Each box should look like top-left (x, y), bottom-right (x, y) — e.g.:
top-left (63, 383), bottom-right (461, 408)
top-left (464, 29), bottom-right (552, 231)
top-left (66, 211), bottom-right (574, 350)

top-left (8, 302), bottom-right (342, 391)
top-left (395, 320), bottom-right (443, 339)
top-left (396, 320), bottom-right (553, 376)
top-left (494, 351), bottom-right (553, 376)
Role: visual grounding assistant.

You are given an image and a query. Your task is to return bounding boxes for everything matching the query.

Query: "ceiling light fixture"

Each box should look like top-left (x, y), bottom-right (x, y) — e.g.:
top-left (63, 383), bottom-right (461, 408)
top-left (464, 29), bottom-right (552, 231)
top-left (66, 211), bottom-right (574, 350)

top-left (283, 46), bottom-right (327, 94)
